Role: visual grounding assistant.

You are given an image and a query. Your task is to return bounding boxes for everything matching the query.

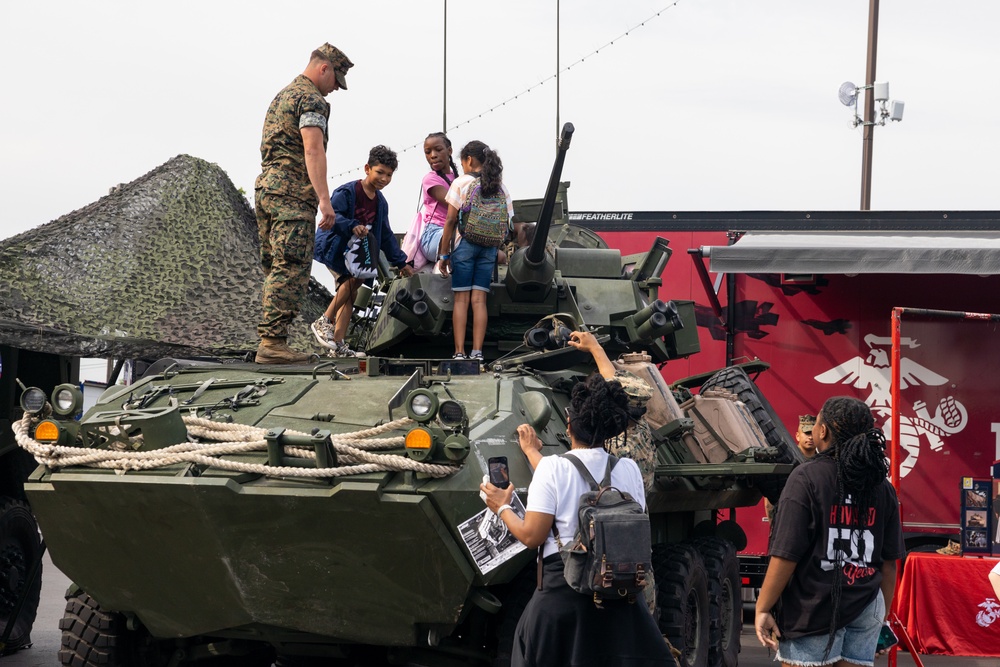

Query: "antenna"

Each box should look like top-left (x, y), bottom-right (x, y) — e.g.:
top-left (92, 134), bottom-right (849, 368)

top-left (838, 81), bottom-right (858, 107)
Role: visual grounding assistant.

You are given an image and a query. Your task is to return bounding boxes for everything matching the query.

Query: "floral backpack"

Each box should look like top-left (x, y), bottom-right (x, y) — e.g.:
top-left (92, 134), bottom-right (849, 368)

top-left (459, 178), bottom-right (509, 248)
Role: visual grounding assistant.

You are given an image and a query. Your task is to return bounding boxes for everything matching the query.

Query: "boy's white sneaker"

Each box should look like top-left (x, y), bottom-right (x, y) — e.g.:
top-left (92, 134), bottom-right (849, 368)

top-left (332, 340), bottom-right (365, 358)
top-left (311, 316), bottom-right (336, 350)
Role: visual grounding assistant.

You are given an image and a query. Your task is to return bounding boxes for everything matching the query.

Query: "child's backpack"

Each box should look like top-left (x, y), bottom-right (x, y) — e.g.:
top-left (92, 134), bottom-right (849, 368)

top-left (344, 227), bottom-right (380, 280)
top-left (552, 453), bottom-right (652, 607)
top-left (459, 179), bottom-right (509, 248)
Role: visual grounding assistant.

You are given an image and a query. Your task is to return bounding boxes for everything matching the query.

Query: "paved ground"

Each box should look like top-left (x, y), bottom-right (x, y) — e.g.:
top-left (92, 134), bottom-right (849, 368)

top-left (3, 555), bottom-right (997, 666)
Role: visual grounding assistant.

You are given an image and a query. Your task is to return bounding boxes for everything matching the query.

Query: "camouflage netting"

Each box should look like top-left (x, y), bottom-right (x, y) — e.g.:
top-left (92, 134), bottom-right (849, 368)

top-left (0, 155), bottom-right (332, 359)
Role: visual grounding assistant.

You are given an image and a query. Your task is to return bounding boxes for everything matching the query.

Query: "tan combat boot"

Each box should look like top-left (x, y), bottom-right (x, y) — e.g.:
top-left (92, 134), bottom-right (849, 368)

top-left (255, 337), bottom-right (313, 364)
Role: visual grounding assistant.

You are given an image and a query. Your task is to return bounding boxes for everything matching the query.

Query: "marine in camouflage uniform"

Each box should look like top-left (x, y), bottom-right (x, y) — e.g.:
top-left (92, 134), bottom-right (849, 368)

top-left (255, 43), bottom-right (353, 361)
top-left (606, 369), bottom-right (656, 493)
top-left (605, 368), bottom-right (659, 614)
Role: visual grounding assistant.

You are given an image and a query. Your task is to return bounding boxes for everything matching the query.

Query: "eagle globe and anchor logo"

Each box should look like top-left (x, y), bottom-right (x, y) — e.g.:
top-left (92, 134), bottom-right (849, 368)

top-left (814, 333), bottom-right (968, 479)
top-left (815, 333), bottom-right (1000, 629)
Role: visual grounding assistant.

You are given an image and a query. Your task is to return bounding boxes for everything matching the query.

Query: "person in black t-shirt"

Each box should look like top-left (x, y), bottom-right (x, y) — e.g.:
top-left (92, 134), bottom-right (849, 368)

top-left (754, 396), bottom-right (904, 667)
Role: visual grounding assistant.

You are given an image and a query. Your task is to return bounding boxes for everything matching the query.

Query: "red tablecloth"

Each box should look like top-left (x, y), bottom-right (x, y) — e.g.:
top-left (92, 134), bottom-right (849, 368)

top-left (893, 552), bottom-right (1000, 656)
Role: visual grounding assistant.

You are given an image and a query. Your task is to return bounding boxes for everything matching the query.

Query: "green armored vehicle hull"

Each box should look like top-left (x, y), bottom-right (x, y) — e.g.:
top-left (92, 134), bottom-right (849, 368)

top-left (18, 125), bottom-right (801, 667)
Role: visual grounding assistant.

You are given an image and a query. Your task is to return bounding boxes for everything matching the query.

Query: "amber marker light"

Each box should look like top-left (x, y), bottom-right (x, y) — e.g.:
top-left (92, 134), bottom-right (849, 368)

top-left (405, 428), bottom-right (433, 450)
top-left (34, 420), bottom-right (62, 443)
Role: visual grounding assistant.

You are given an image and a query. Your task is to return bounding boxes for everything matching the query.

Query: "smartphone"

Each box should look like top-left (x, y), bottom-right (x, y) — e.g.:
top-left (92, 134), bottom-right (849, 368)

top-left (487, 456), bottom-right (510, 489)
top-left (876, 624), bottom-right (898, 653)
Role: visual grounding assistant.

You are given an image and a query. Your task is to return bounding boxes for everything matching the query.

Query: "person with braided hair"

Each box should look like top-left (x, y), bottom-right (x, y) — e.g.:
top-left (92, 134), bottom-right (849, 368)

top-left (402, 132), bottom-right (460, 271)
top-left (437, 140), bottom-right (513, 360)
top-left (755, 396), bottom-right (904, 667)
top-left (480, 374), bottom-right (673, 667)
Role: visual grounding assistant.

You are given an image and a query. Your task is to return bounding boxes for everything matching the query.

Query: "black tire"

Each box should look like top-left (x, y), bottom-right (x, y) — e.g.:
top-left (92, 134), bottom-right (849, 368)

top-left (700, 367), bottom-right (802, 504)
top-left (59, 590), bottom-right (273, 666)
top-left (59, 590), bottom-right (131, 666)
top-left (492, 567), bottom-right (537, 667)
top-left (0, 498), bottom-right (42, 654)
top-left (654, 543), bottom-right (710, 667)
top-left (690, 538), bottom-right (741, 667)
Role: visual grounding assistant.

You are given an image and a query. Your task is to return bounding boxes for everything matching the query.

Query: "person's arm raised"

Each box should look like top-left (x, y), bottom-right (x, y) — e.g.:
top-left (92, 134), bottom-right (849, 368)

top-left (567, 331), bottom-right (616, 379)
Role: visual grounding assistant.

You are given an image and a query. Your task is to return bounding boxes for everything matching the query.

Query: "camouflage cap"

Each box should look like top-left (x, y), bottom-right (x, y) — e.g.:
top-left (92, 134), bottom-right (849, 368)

top-left (316, 43), bottom-right (354, 90)
top-left (613, 370), bottom-right (653, 407)
top-left (799, 414), bottom-right (816, 433)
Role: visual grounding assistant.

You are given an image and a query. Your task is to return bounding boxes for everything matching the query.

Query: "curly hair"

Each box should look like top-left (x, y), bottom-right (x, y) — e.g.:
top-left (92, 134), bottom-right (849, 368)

top-left (367, 144), bottom-right (398, 172)
top-left (460, 140), bottom-right (503, 197)
top-left (817, 395), bottom-right (889, 658)
top-left (425, 132), bottom-right (459, 183)
top-left (566, 375), bottom-right (638, 448)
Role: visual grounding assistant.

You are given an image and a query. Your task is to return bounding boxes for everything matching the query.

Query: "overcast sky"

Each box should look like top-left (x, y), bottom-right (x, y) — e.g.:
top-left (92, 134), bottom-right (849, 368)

top-left (2, 0), bottom-right (999, 251)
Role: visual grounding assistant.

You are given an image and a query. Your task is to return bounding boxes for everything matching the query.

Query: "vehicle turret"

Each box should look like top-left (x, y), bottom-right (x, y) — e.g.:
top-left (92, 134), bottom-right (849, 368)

top-left (502, 123), bottom-right (573, 302)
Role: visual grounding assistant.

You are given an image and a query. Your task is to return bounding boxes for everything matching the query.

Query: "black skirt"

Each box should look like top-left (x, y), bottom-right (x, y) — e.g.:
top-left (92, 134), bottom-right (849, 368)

top-left (511, 556), bottom-right (674, 667)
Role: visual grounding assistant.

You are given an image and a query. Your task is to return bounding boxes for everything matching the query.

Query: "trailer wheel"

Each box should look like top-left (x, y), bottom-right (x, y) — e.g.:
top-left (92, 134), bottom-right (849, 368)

top-left (690, 538), bottom-right (741, 667)
top-left (0, 498), bottom-right (42, 654)
top-left (700, 367), bottom-right (802, 503)
top-left (654, 543), bottom-right (710, 667)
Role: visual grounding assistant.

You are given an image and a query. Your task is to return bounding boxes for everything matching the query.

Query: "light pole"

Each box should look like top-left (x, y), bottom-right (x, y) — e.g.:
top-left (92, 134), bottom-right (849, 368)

top-left (860, 0), bottom-right (879, 211)
top-left (839, 0), bottom-right (904, 210)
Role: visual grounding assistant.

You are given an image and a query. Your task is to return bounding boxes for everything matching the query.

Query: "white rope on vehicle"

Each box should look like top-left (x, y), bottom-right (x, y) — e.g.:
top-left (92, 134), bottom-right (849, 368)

top-left (12, 413), bottom-right (459, 478)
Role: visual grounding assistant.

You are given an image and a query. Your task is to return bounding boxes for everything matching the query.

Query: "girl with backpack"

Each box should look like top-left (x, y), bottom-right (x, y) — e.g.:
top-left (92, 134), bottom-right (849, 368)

top-left (436, 140), bottom-right (512, 360)
top-left (480, 375), bottom-right (674, 667)
top-left (401, 132), bottom-right (460, 271)
top-left (755, 396), bottom-right (904, 667)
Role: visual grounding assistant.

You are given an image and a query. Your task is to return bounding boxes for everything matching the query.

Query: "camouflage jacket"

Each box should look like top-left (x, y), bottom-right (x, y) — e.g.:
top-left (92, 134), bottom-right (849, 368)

top-left (606, 369), bottom-right (656, 493)
top-left (255, 75), bottom-right (330, 207)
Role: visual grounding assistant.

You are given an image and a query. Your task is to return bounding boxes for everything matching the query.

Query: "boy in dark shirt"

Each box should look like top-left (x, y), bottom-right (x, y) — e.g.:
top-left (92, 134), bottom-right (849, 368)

top-left (312, 145), bottom-right (413, 357)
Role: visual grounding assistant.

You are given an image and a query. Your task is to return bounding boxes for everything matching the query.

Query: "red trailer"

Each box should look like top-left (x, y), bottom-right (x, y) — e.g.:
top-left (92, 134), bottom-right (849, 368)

top-left (574, 210), bottom-right (1000, 585)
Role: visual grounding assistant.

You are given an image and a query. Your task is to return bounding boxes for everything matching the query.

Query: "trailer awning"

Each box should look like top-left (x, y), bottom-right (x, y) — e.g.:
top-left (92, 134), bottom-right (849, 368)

top-left (701, 232), bottom-right (1000, 275)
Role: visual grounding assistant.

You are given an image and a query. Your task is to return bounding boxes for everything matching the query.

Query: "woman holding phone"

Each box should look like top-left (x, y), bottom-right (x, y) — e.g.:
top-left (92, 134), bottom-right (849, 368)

top-left (479, 374), bottom-right (672, 667)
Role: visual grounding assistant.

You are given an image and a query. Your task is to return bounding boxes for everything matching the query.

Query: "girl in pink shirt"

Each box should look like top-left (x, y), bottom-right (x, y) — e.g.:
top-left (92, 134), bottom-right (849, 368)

top-left (403, 132), bottom-right (459, 269)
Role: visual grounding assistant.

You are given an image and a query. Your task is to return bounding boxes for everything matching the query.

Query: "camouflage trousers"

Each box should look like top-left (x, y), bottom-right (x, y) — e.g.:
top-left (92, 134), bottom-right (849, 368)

top-left (608, 419), bottom-right (656, 494)
top-left (256, 191), bottom-right (316, 339)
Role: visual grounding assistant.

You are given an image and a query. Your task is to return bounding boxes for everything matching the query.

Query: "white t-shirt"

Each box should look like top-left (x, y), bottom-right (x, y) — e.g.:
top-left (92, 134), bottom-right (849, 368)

top-left (526, 447), bottom-right (646, 558)
top-left (991, 561), bottom-right (1000, 576)
top-left (444, 174), bottom-right (514, 221)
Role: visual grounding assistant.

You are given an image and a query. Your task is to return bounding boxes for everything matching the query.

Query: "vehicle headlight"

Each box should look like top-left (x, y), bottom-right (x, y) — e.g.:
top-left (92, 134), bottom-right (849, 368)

top-left (405, 389), bottom-right (438, 423)
top-left (19, 387), bottom-right (47, 415)
top-left (51, 384), bottom-right (83, 417)
top-left (437, 399), bottom-right (466, 428)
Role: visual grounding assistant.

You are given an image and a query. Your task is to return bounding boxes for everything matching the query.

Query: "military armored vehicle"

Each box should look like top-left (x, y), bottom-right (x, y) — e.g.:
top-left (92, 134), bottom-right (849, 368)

top-left (16, 124), bottom-right (799, 667)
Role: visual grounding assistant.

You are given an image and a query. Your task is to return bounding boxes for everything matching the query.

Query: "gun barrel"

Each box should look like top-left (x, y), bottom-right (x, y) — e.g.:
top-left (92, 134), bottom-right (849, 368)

top-left (527, 123), bottom-right (575, 265)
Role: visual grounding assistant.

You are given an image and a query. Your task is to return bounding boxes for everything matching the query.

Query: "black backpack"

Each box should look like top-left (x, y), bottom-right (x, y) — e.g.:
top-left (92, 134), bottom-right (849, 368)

top-left (550, 453), bottom-right (652, 607)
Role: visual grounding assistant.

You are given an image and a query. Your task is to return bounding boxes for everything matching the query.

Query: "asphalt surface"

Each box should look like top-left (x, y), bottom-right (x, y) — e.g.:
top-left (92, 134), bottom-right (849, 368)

top-left (2, 555), bottom-right (996, 666)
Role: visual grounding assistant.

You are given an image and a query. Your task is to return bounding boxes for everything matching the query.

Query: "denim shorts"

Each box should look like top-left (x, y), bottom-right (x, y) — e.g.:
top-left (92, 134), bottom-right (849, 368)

top-left (776, 591), bottom-right (885, 667)
top-left (450, 239), bottom-right (497, 292)
top-left (420, 225), bottom-right (443, 263)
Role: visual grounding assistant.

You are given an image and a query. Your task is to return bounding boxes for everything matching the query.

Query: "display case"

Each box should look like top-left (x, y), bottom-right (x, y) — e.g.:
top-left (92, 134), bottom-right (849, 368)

top-left (960, 477), bottom-right (992, 554)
